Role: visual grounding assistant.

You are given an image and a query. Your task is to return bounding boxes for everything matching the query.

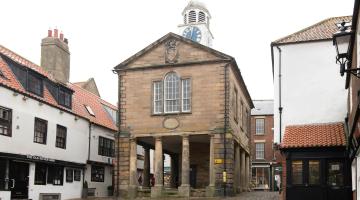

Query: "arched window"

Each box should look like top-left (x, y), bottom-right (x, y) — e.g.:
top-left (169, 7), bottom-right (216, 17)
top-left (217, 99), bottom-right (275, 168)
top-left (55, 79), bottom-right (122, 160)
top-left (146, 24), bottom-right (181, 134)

top-left (189, 10), bottom-right (196, 23)
top-left (164, 73), bottom-right (180, 112)
top-left (199, 12), bottom-right (205, 22)
top-left (184, 14), bottom-right (187, 24)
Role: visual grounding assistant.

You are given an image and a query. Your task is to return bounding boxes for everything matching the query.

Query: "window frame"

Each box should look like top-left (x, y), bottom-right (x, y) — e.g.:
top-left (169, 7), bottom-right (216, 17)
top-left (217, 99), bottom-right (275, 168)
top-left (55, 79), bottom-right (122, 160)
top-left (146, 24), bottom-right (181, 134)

top-left (47, 165), bottom-right (64, 186)
top-left (0, 106), bottom-right (12, 137)
top-left (74, 169), bottom-right (81, 181)
top-left (91, 165), bottom-right (105, 182)
top-left (181, 78), bottom-right (191, 113)
top-left (66, 168), bottom-right (73, 183)
top-left (34, 117), bottom-right (48, 145)
top-left (255, 143), bottom-right (265, 160)
top-left (98, 136), bottom-right (115, 157)
top-left (55, 125), bottom-right (67, 149)
top-left (291, 160), bottom-right (304, 185)
top-left (34, 163), bottom-right (47, 185)
top-left (233, 88), bottom-right (238, 122)
top-left (153, 80), bottom-right (163, 114)
top-left (164, 72), bottom-right (181, 113)
top-left (255, 118), bottom-right (265, 135)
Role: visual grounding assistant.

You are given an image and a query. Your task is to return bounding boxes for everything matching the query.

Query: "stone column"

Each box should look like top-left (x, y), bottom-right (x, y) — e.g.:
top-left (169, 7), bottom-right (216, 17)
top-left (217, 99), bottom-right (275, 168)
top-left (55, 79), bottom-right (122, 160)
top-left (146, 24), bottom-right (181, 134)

top-left (234, 144), bottom-right (241, 193)
top-left (178, 135), bottom-right (190, 197)
top-left (240, 150), bottom-right (246, 192)
top-left (206, 134), bottom-right (216, 197)
top-left (128, 138), bottom-right (138, 198)
top-left (245, 154), bottom-right (250, 191)
top-left (143, 146), bottom-right (150, 188)
top-left (151, 137), bottom-right (163, 198)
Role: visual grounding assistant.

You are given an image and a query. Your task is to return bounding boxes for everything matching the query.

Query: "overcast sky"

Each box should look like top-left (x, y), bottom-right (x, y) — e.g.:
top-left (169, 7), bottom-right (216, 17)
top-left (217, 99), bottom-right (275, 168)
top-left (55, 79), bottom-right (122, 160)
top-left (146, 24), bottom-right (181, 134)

top-left (0, 0), bottom-right (354, 105)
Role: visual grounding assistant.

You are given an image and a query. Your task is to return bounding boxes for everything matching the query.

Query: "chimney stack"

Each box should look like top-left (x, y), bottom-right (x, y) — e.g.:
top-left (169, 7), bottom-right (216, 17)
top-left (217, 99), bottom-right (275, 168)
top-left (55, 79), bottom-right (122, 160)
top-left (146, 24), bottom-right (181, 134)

top-left (41, 28), bottom-right (70, 83)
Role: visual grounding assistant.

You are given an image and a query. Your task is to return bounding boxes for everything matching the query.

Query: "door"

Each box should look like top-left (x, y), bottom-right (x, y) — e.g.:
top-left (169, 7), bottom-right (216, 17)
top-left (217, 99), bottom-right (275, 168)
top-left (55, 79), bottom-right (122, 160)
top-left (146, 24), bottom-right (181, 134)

top-left (326, 160), bottom-right (351, 200)
top-left (190, 165), bottom-right (197, 188)
top-left (9, 161), bottom-right (29, 199)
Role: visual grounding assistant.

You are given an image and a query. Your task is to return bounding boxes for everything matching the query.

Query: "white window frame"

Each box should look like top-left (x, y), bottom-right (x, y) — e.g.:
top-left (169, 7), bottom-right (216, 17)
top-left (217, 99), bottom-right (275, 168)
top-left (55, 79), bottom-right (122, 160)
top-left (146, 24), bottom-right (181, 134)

top-left (181, 78), bottom-right (191, 112)
top-left (164, 73), bottom-right (180, 113)
top-left (153, 81), bottom-right (163, 114)
top-left (255, 118), bottom-right (265, 135)
top-left (255, 143), bottom-right (265, 160)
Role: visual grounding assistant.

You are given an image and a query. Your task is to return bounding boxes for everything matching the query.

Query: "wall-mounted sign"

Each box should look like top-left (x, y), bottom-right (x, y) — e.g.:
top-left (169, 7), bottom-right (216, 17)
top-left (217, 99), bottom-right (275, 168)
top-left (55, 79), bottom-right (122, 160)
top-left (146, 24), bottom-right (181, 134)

top-left (215, 159), bottom-right (223, 164)
top-left (163, 118), bottom-right (179, 129)
top-left (26, 155), bottom-right (55, 162)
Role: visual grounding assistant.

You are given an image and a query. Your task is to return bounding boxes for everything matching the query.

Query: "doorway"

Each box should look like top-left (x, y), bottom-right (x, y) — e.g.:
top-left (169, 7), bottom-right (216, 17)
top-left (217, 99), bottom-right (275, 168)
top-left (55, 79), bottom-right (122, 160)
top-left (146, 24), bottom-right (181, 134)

top-left (9, 161), bottom-right (29, 199)
top-left (190, 165), bottom-right (197, 188)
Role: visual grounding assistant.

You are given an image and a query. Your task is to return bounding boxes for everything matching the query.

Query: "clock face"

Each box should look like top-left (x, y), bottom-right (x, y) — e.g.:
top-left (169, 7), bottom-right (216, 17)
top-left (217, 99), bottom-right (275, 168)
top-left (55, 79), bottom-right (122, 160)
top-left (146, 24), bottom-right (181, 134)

top-left (182, 26), bottom-right (202, 43)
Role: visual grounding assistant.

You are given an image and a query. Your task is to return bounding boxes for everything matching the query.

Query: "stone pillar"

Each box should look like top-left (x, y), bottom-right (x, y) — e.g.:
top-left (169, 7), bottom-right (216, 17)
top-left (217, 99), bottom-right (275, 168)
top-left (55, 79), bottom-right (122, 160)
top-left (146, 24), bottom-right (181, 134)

top-left (206, 134), bottom-right (216, 197)
top-left (151, 137), bottom-right (163, 198)
top-left (245, 154), bottom-right (250, 191)
top-left (234, 144), bottom-right (241, 193)
top-left (128, 138), bottom-right (138, 198)
top-left (143, 146), bottom-right (150, 188)
top-left (240, 150), bottom-right (246, 192)
top-left (178, 135), bottom-right (190, 197)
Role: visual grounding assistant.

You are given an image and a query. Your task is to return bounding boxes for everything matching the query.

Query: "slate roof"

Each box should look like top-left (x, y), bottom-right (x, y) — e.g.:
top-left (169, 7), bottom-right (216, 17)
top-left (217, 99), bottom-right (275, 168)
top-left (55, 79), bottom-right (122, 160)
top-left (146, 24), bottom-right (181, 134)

top-left (281, 122), bottom-right (346, 149)
top-left (251, 100), bottom-right (273, 115)
top-left (273, 16), bottom-right (352, 45)
top-left (0, 45), bottom-right (117, 131)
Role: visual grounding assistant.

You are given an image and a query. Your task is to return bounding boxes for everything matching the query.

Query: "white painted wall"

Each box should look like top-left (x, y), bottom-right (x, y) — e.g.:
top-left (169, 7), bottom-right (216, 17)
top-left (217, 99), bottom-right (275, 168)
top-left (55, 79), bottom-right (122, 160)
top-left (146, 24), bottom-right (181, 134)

top-left (272, 41), bottom-right (347, 143)
top-left (0, 87), bottom-right (89, 164)
top-left (28, 163), bottom-right (83, 200)
top-left (88, 125), bottom-right (115, 165)
top-left (84, 164), bottom-right (112, 197)
top-left (0, 191), bottom-right (10, 200)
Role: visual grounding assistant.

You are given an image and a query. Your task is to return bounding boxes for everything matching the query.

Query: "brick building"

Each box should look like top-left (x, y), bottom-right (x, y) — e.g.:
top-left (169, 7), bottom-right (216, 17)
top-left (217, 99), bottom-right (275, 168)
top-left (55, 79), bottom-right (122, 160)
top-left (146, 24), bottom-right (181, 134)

top-left (250, 100), bottom-right (281, 191)
top-left (113, 2), bottom-right (253, 198)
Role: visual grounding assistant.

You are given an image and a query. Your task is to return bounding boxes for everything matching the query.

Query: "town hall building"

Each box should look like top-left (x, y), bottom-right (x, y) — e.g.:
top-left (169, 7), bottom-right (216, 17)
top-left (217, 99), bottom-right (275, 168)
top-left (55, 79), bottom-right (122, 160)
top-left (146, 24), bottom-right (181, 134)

top-left (114, 1), bottom-right (253, 198)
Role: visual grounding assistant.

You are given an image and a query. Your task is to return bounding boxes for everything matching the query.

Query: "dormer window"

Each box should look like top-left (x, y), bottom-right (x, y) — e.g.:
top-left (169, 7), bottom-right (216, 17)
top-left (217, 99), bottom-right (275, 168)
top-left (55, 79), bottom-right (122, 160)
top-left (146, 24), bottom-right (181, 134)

top-left (199, 12), bottom-right (205, 22)
top-left (27, 72), bottom-right (43, 96)
top-left (189, 10), bottom-right (196, 23)
top-left (153, 72), bottom-right (191, 114)
top-left (45, 81), bottom-right (73, 109)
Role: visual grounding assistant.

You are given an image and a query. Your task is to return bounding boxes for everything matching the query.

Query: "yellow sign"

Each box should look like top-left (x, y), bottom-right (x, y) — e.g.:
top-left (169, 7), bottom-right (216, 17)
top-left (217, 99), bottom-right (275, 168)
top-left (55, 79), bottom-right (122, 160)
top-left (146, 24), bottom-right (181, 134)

top-left (223, 171), bottom-right (227, 182)
top-left (214, 159), bottom-right (223, 164)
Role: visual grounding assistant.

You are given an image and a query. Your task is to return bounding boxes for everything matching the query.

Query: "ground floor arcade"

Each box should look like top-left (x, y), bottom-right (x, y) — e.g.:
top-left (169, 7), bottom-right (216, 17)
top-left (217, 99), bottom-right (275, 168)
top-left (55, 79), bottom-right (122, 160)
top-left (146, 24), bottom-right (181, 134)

top-left (116, 133), bottom-right (251, 198)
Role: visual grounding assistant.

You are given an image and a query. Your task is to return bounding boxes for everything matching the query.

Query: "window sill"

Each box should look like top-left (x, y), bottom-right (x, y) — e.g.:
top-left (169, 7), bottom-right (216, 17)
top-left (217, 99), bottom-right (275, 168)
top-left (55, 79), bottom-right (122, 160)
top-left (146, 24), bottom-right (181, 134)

top-left (152, 112), bottom-right (192, 116)
top-left (34, 141), bottom-right (47, 145)
top-left (0, 134), bottom-right (12, 137)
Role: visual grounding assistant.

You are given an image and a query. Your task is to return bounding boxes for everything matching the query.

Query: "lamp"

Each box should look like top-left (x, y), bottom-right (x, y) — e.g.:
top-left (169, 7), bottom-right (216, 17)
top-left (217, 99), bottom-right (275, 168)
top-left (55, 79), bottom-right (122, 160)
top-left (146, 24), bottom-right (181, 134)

top-left (333, 21), bottom-right (360, 77)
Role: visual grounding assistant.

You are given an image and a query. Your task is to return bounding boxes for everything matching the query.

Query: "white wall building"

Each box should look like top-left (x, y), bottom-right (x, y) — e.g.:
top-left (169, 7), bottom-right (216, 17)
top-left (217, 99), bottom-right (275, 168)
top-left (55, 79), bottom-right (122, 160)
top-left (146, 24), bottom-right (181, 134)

top-left (271, 16), bottom-right (350, 144)
top-left (0, 30), bottom-right (117, 200)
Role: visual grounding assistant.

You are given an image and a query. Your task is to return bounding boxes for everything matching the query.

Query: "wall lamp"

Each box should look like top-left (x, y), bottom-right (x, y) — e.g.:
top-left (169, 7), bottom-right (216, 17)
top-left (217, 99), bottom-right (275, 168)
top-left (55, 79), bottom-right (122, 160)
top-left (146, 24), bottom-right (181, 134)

top-left (333, 21), bottom-right (360, 78)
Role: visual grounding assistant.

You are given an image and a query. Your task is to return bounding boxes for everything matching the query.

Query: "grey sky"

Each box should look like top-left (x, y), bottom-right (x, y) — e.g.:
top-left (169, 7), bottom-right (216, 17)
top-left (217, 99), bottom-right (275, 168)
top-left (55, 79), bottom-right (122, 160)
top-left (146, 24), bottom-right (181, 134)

top-left (0, 0), bottom-right (354, 105)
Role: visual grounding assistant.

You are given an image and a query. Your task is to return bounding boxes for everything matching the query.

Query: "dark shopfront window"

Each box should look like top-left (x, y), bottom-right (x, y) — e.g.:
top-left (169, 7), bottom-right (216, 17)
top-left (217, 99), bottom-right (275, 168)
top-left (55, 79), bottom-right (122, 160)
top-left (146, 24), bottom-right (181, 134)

top-left (35, 163), bottom-right (47, 185)
top-left (91, 165), bottom-right (105, 182)
top-left (47, 165), bottom-right (64, 185)
top-left (328, 162), bottom-right (344, 187)
top-left (292, 161), bottom-right (303, 184)
top-left (309, 160), bottom-right (320, 185)
top-left (0, 159), bottom-right (6, 190)
top-left (290, 159), bottom-right (322, 186)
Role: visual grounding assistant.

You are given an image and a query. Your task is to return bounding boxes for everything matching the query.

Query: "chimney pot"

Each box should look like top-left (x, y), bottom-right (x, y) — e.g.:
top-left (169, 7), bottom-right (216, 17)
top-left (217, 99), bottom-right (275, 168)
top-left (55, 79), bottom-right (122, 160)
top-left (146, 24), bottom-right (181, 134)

top-left (60, 32), bottom-right (64, 40)
top-left (54, 29), bottom-right (59, 38)
top-left (64, 38), bottom-right (68, 44)
top-left (48, 29), bottom-right (52, 37)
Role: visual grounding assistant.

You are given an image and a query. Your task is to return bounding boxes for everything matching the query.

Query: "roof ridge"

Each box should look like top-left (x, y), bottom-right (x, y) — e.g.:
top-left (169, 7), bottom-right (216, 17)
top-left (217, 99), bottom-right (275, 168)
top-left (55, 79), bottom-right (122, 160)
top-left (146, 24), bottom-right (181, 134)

top-left (272, 16), bottom-right (352, 44)
top-left (286, 122), bottom-right (344, 127)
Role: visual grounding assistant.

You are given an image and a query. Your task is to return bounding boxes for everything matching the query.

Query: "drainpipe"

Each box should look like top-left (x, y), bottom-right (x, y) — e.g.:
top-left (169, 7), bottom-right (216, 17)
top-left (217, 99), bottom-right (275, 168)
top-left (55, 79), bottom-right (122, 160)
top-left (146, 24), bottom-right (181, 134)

top-left (276, 46), bottom-right (283, 143)
top-left (88, 122), bottom-right (92, 161)
top-left (223, 63), bottom-right (230, 197)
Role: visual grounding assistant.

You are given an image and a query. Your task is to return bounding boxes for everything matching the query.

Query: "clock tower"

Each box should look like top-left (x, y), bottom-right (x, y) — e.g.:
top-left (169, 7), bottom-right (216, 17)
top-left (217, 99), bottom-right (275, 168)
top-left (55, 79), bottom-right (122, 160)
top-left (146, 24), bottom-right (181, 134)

top-left (178, 0), bottom-right (214, 47)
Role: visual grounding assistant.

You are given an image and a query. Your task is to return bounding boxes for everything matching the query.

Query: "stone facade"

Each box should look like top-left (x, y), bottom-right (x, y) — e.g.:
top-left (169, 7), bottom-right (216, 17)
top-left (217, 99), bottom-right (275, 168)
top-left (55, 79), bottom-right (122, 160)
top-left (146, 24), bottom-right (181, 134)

top-left (113, 33), bottom-right (253, 198)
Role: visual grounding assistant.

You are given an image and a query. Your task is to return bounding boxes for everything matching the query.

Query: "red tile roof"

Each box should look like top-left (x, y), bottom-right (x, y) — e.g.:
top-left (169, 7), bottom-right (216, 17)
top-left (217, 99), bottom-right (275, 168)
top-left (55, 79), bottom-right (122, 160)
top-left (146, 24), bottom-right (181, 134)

top-left (0, 45), bottom-right (117, 131)
top-left (281, 122), bottom-right (346, 149)
top-left (273, 16), bottom-right (352, 44)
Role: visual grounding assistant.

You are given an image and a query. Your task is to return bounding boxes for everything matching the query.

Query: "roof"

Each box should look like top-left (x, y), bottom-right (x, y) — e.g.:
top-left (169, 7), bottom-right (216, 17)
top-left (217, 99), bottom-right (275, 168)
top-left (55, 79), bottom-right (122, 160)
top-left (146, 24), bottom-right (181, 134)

top-left (0, 44), bottom-right (117, 131)
top-left (281, 122), bottom-right (346, 149)
top-left (182, 0), bottom-right (210, 15)
top-left (251, 100), bottom-right (273, 115)
top-left (273, 16), bottom-right (352, 45)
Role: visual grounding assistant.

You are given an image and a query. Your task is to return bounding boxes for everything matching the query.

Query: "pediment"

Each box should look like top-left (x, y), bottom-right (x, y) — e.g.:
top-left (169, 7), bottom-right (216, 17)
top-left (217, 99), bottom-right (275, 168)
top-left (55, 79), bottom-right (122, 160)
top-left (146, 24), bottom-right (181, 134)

top-left (114, 32), bottom-right (232, 70)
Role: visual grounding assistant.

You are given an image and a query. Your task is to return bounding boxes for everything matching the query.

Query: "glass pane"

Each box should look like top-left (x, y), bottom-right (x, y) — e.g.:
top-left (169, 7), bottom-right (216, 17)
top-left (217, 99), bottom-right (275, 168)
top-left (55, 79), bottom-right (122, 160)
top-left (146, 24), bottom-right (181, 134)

top-left (255, 119), bottom-right (265, 134)
top-left (328, 162), bottom-right (344, 186)
top-left (292, 161), bottom-right (303, 184)
top-left (309, 160), bottom-right (320, 185)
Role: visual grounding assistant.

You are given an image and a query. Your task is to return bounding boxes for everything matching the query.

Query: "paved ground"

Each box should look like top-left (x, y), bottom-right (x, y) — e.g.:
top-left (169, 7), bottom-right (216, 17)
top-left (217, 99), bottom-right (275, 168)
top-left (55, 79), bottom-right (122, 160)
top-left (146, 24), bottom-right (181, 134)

top-left (74, 191), bottom-right (280, 200)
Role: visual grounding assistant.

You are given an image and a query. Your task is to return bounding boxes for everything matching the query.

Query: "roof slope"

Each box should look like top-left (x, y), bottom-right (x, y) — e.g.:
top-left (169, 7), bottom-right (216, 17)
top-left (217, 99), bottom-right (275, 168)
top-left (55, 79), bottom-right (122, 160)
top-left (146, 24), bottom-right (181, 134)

top-left (281, 122), bottom-right (346, 149)
top-left (0, 45), bottom-right (117, 131)
top-left (273, 16), bottom-right (352, 45)
top-left (251, 100), bottom-right (273, 115)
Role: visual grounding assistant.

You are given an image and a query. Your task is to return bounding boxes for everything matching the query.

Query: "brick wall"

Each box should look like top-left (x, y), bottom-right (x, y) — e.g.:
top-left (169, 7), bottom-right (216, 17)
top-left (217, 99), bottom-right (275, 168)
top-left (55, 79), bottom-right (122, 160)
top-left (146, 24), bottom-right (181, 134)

top-left (250, 115), bottom-right (274, 162)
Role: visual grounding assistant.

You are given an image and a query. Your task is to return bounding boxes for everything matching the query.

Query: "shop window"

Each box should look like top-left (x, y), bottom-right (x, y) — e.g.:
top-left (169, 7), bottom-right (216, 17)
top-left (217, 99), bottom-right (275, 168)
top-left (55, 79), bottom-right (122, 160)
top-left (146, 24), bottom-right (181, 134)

top-left (0, 106), bottom-right (12, 137)
top-left (0, 159), bottom-right (6, 190)
top-left (328, 161), bottom-right (344, 187)
top-left (47, 165), bottom-right (64, 185)
top-left (56, 125), bottom-right (67, 149)
top-left (74, 170), bottom-right (81, 181)
top-left (99, 136), bottom-right (114, 157)
top-left (34, 118), bottom-right (47, 144)
top-left (35, 163), bottom-right (47, 185)
top-left (91, 165), bottom-right (105, 182)
top-left (309, 160), bottom-right (320, 185)
top-left (292, 160), bottom-right (303, 185)
top-left (66, 169), bottom-right (73, 183)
